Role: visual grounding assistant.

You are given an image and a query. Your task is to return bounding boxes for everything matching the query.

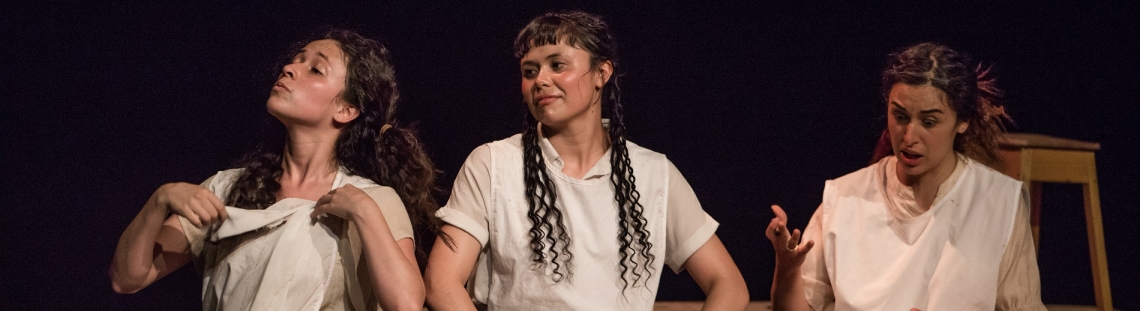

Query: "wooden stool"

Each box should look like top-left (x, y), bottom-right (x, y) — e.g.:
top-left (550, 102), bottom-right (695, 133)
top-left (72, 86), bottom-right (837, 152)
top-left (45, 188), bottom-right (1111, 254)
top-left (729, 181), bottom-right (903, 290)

top-left (995, 133), bottom-right (1112, 311)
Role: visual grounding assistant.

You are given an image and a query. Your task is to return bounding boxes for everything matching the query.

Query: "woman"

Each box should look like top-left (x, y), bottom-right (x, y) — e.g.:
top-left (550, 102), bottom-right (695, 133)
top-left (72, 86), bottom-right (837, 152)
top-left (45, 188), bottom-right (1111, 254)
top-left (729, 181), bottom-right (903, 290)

top-left (424, 11), bottom-right (748, 311)
top-left (110, 29), bottom-right (436, 311)
top-left (766, 43), bottom-right (1046, 311)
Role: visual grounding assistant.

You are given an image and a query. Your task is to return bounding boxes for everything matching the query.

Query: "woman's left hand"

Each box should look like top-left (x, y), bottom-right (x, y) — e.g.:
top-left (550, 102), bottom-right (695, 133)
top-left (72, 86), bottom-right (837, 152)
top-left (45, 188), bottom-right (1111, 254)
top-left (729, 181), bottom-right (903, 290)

top-left (310, 184), bottom-right (375, 221)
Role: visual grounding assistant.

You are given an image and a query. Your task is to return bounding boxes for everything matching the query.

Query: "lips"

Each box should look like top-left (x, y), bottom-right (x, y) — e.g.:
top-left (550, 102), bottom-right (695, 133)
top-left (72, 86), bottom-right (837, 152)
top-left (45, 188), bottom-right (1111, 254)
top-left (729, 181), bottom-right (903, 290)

top-left (533, 94), bottom-right (559, 105)
top-left (274, 81), bottom-right (290, 92)
top-left (898, 149), bottom-right (922, 166)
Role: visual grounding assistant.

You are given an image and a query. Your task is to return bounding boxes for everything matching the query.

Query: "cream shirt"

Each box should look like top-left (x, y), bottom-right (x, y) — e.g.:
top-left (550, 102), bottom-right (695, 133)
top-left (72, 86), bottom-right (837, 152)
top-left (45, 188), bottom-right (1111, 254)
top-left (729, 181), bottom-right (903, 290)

top-left (800, 155), bottom-right (1046, 311)
top-left (178, 168), bottom-right (414, 311)
top-left (437, 133), bottom-right (719, 311)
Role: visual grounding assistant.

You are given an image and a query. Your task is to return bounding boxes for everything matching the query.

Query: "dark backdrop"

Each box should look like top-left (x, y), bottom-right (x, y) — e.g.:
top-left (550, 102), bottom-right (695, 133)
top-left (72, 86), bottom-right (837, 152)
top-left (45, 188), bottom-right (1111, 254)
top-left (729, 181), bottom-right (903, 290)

top-left (2, 2), bottom-right (1137, 310)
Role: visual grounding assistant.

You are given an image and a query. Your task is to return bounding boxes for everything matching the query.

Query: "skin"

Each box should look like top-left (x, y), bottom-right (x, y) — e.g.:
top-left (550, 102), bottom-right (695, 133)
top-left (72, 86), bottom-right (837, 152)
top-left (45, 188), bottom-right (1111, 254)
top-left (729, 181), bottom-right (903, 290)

top-left (110, 39), bottom-right (423, 311)
top-left (424, 41), bottom-right (748, 311)
top-left (764, 83), bottom-right (967, 311)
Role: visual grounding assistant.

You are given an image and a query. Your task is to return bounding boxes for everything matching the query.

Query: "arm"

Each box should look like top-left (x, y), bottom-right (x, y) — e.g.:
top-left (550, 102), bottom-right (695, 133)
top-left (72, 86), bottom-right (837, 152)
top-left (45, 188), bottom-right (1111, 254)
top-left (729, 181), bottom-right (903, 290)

top-left (312, 184), bottom-right (423, 311)
top-left (994, 194), bottom-right (1047, 311)
top-left (765, 205), bottom-right (815, 311)
top-left (424, 225), bottom-right (481, 311)
top-left (110, 182), bottom-right (225, 293)
top-left (682, 234), bottom-right (749, 311)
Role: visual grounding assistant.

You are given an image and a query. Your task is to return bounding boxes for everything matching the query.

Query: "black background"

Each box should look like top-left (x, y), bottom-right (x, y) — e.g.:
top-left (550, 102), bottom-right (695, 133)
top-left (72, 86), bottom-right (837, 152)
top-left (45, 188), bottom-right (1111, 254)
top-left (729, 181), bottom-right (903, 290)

top-left (2, 2), bottom-right (1137, 310)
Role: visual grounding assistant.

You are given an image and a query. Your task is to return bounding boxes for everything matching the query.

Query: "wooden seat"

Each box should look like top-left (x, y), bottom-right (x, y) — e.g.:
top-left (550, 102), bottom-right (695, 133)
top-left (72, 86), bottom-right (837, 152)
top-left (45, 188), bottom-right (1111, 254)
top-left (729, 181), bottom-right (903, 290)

top-left (994, 133), bottom-right (1112, 311)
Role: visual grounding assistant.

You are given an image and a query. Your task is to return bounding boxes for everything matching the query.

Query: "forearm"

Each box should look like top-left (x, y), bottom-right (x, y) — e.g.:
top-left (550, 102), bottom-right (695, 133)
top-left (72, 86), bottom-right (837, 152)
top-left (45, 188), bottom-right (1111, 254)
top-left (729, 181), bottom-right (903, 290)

top-left (424, 281), bottom-right (478, 311)
top-left (352, 208), bottom-right (424, 311)
top-left (110, 192), bottom-right (167, 293)
top-left (699, 276), bottom-right (750, 311)
top-left (771, 266), bottom-right (812, 311)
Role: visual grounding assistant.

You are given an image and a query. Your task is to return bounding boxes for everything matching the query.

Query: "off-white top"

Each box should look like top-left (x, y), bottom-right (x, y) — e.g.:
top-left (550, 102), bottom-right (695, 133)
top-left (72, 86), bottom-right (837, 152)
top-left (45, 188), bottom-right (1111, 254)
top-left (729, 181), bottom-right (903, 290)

top-left (437, 133), bottom-right (719, 311)
top-left (178, 168), bottom-right (415, 311)
top-left (801, 155), bottom-right (1046, 311)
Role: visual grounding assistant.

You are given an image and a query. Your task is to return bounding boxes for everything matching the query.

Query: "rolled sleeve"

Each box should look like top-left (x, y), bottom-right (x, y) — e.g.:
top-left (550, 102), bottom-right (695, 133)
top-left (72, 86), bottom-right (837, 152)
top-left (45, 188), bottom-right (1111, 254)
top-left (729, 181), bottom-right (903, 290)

top-left (436, 145), bottom-right (494, 247)
top-left (995, 192), bottom-right (1047, 311)
top-left (800, 205), bottom-right (834, 311)
top-left (663, 161), bottom-right (719, 273)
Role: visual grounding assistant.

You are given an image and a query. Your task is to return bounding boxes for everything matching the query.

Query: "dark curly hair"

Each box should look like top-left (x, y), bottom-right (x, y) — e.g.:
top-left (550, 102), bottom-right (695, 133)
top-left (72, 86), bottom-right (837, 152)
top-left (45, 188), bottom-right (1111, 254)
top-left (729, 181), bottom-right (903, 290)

top-left (871, 42), bottom-right (1011, 167)
top-left (224, 28), bottom-right (442, 259)
top-left (513, 11), bottom-right (655, 292)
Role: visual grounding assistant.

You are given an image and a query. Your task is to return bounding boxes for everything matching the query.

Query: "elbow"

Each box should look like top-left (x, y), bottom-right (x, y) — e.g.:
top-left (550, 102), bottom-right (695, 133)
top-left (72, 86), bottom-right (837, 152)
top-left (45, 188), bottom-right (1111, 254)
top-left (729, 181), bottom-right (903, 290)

top-left (110, 276), bottom-right (143, 294)
top-left (108, 266), bottom-right (144, 294)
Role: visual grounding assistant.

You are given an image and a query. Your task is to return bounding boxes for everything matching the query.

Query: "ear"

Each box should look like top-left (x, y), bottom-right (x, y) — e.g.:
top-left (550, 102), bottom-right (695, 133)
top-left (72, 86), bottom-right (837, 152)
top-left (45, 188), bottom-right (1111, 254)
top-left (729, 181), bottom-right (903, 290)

top-left (333, 101), bottom-right (360, 124)
top-left (955, 121), bottom-right (969, 134)
top-left (594, 60), bottom-right (613, 90)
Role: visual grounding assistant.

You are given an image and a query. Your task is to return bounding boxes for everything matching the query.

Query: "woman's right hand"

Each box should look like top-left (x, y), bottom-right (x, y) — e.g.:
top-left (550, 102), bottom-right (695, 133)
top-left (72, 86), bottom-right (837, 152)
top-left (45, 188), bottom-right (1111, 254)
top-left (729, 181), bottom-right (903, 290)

top-left (765, 205), bottom-right (814, 269)
top-left (155, 182), bottom-right (226, 228)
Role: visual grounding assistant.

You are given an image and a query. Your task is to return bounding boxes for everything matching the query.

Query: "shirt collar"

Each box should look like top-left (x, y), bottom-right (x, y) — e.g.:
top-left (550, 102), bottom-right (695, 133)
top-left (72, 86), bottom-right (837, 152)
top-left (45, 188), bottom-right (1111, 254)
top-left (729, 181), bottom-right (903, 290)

top-left (536, 123), bottom-right (613, 180)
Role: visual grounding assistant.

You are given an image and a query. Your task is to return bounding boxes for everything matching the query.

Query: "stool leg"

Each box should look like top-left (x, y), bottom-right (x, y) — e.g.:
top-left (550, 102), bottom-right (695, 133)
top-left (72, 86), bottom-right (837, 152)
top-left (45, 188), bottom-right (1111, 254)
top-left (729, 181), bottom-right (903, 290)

top-left (1030, 182), bottom-right (1042, 252)
top-left (1083, 180), bottom-right (1112, 311)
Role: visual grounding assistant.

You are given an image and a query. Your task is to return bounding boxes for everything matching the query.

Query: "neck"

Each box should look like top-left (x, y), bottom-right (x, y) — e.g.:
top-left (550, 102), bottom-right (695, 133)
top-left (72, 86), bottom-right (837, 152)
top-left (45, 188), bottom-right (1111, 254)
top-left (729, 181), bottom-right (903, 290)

top-left (542, 117), bottom-right (609, 179)
top-left (280, 126), bottom-right (341, 186)
top-left (895, 153), bottom-right (959, 210)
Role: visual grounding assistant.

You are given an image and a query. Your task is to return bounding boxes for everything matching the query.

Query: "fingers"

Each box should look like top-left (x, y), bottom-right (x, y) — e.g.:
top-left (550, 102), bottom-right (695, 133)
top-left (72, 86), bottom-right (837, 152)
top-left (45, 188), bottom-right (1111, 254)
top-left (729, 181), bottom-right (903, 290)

top-left (204, 192), bottom-right (227, 222)
top-left (183, 210), bottom-right (204, 228)
top-left (771, 205), bottom-right (787, 222)
top-left (787, 228), bottom-right (803, 250)
top-left (795, 240), bottom-right (815, 256)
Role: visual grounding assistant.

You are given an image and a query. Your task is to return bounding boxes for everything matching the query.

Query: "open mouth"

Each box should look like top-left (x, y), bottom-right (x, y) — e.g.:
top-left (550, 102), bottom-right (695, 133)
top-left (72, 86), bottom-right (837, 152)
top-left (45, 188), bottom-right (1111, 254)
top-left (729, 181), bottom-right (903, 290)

top-left (899, 150), bottom-right (922, 165)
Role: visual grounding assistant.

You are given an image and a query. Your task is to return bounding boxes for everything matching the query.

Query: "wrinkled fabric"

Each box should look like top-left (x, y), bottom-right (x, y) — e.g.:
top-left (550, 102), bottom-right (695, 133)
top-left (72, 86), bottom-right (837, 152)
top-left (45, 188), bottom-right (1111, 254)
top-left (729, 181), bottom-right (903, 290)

top-left (437, 132), bottom-right (719, 311)
top-left (801, 156), bottom-right (1023, 311)
top-left (202, 198), bottom-right (338, 311)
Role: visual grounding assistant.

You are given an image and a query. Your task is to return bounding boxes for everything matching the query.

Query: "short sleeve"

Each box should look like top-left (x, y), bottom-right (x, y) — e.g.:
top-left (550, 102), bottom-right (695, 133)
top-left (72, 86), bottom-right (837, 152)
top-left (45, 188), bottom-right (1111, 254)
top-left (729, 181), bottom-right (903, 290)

top-left (994, 191), bottom-right (1047, 311)
top-left (801, 205), bottom-right (834, 311)
top-left (362, 186), bottom-right (414, 242)
top-left (663, 161), bottom-right (719, 273)
top-left (435, 145), bottom-right (493, 246)
top-left (175, 175), bottom-right (216, 270)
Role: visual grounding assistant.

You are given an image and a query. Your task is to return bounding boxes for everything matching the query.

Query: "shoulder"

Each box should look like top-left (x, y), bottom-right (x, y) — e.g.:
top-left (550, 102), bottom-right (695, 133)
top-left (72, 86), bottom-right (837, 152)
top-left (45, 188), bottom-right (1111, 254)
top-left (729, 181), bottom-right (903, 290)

top-left (485, 133), bottom-right (524, 155)
top-left (623, 139), bottom-right (668, 165)
top-left (361, 186), bottom-right (405, 208)
top-left (829, 157), bottom-right (886, 186)
top-left (958, 158), bottom-right (1023, 201)
top-left (203, 168), bottom-right (246, 197)
top-left (339, 172), bottom-right (380, 189)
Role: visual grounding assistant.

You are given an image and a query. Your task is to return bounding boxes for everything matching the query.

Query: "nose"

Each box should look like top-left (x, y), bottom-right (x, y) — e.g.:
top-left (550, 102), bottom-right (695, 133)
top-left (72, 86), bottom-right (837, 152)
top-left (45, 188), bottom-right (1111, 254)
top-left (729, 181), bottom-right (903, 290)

top-left (534, 68), bottom-right (552, 88)
top-left (280, 63), bottom-right (297, 79)
top-left (901, 123), bottom-right (919, 147)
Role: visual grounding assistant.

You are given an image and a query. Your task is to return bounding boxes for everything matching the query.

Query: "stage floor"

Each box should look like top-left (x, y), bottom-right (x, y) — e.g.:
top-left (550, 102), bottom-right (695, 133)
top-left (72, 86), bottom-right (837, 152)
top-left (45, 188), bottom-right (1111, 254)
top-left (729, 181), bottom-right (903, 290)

top-left (653, 301), bottom-right (1116, 311)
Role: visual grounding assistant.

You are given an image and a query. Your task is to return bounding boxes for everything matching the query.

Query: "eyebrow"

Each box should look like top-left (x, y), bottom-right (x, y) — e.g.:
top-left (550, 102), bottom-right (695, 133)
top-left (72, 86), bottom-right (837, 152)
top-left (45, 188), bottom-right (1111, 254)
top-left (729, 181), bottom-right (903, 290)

top-left (891, 103), bottom-right (945, 114)
top-left (521, 52), bottom-right (565, 66)
top-left (316, 51), bottom-right (330, 62)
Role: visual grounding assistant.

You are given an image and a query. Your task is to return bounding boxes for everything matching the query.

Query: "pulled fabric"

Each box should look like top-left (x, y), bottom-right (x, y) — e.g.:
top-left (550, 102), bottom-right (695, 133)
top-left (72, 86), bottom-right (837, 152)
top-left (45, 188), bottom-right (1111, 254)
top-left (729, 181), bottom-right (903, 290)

top-left (202, 198), bottom-right (339, 311)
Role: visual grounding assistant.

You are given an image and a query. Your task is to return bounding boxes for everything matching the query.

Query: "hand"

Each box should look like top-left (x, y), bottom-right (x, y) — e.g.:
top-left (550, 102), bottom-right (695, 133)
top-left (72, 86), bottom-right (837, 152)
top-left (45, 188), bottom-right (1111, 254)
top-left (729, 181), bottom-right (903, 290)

top-left (311, 184), bottom-right (375, 221)
top-left (156, 182), bottom-right (226, 228)
top-left (765, 205), bottom-right (814, 269)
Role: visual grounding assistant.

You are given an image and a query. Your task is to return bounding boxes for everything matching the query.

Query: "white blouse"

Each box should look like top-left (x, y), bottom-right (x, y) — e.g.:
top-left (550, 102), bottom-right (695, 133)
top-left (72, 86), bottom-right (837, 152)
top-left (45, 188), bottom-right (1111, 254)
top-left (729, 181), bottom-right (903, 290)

top-left (800, 155), bottom-right (1046, 311)
top-left (437, 133), bottom-right (719, 311)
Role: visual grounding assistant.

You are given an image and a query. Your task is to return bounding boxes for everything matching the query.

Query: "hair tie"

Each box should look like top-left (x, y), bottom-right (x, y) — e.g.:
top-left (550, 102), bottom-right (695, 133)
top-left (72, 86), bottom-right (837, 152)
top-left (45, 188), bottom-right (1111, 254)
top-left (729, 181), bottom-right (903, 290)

top-left (380, 124), bottom-right (393, 134)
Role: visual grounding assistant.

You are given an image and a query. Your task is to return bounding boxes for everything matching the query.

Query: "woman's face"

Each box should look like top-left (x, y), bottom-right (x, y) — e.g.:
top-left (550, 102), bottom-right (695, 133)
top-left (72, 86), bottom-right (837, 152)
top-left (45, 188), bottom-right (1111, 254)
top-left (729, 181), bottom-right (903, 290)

top-left (519, 41), bottom-right (611, 129)
top-left (267, 39), bottom-right (353, 128)
top-left (887, 83), bottom-right (968, 183)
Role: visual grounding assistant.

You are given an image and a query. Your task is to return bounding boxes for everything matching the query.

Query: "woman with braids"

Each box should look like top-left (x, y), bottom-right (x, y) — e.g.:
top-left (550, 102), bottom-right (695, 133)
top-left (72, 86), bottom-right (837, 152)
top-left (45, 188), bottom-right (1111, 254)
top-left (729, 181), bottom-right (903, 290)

top-left (424, 11), bottom-right (747, 311)
top-left (110, 29), bottom-right (435, 311)
top-left (765, 43), bottom-right (1046, 311)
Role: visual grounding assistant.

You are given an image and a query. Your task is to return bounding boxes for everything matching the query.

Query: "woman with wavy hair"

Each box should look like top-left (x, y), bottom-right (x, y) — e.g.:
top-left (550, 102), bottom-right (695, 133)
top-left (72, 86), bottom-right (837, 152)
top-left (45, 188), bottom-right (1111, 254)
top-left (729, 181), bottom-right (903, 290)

top-left (424, 11), bottom-right (748, 311)
top-left (110, 29), bottom-right (436, 311)
top-left (766, 43), bottom-right (1045, 311)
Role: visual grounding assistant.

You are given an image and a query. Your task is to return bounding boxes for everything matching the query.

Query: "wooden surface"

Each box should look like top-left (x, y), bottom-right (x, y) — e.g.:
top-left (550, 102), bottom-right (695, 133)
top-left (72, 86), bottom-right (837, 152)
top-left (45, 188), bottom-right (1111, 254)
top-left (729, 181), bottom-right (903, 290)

top-left (994, 133), bottom-right (1113, 311)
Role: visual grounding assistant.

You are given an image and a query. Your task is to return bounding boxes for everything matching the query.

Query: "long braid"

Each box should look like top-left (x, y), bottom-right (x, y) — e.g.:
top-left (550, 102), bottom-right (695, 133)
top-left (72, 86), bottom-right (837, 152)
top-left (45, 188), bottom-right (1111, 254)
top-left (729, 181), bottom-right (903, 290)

top-left (515, 10), bottom-right (655, 292)
top-left (606, 76), bottom-right (655, 291)
top-left (522, 116), bottom-right (574, 281)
